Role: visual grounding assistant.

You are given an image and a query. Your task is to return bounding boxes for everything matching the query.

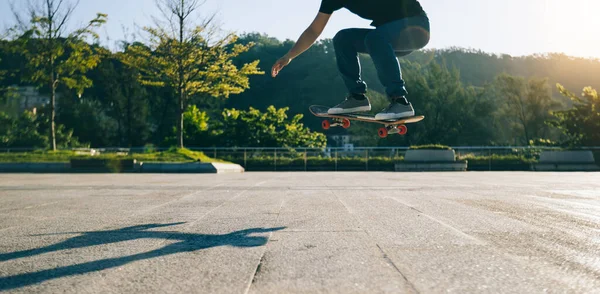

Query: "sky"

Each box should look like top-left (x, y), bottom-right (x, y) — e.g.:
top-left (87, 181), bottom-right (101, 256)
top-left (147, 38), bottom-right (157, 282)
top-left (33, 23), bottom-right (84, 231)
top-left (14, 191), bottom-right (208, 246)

top-left (1, 0), bottom-right (599, 58)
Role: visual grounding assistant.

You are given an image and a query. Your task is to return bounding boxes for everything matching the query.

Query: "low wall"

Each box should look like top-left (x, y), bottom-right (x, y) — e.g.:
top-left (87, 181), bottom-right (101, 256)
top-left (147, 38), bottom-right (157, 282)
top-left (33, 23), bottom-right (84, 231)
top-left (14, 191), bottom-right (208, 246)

top-left (0, 162), bottom-right (244, 173)
top-left (0, 163), bottom-right (70, 173)
top-left (404, 150), bottom-right (456, 163)
top-left (533, 151), bottom-right (598, 171)
top-left (138, 162), bottom-right (244, 173)
top-left (396, 149), bottom-right (467, 171)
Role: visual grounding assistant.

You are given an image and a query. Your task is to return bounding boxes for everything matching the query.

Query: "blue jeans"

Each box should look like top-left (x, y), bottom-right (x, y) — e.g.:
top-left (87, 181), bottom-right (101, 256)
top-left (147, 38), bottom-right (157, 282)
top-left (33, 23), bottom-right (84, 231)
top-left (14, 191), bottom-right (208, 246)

top-left (333, 15), bottom-right (430, 98)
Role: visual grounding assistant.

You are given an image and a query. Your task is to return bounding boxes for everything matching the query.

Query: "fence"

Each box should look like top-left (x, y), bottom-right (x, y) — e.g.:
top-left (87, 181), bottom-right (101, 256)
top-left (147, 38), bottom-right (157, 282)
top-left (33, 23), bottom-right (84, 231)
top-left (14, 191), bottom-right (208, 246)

top-left (2, 146), bottom-right (599, 172)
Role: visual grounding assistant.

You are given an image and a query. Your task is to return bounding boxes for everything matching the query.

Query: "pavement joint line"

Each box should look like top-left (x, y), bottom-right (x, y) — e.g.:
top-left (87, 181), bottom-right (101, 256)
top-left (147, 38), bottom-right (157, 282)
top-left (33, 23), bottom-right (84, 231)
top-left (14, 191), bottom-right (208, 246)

top-left (383, 196), bottom-right (486, 245)
top-left (375, 243), bottom-right (420, 294)
top-left (326, 187), bottom-right (420, 293)
top-left (244, 198), bottom-right (286, 294)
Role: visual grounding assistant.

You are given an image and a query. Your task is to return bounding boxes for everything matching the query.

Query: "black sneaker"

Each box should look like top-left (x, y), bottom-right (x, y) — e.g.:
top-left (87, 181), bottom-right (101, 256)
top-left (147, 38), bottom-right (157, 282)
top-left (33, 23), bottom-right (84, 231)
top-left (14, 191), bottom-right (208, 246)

top-left (375, 97), bottom-right (415, 120)
top-left (328, 94), bottom-right (371, 115)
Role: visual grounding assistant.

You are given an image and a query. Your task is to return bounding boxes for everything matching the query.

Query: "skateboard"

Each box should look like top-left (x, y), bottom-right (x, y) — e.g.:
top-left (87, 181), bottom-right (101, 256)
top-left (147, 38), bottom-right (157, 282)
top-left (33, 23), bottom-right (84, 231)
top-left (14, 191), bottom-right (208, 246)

top-left (309, 105), bottom-right (425, 138)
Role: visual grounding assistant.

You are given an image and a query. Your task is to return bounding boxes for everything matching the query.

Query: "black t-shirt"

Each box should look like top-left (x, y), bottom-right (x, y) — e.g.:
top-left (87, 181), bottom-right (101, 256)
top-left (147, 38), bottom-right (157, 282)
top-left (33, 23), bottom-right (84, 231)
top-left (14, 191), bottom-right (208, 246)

top-left (319, 0), bottom-right (426, 27)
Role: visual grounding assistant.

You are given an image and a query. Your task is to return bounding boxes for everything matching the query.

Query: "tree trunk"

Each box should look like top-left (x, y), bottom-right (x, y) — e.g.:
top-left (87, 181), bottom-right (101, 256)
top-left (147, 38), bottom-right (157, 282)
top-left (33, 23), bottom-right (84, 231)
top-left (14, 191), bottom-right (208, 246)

top-left (50, 83), bottom-right (56, 151)
top-left (178, 2), bottom-right (185, 149)
top-left (47, 0), bottom-right (56, 151)
top-left (178, 90), bottom-right (184, 148)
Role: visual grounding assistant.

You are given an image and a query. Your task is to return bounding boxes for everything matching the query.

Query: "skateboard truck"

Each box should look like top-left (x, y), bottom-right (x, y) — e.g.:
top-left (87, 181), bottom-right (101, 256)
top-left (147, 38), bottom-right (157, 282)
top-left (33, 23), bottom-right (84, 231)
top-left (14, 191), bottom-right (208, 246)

top-left (378, 124), bottom-right (408, 138)
top-left (322, 118), bottom-right (351, 130)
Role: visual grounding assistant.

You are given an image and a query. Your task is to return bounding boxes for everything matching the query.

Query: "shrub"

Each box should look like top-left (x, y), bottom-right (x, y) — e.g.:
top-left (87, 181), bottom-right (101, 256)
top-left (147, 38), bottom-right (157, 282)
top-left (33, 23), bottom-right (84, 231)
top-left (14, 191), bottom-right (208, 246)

top-left (409, 144), bottom-right (452, 150)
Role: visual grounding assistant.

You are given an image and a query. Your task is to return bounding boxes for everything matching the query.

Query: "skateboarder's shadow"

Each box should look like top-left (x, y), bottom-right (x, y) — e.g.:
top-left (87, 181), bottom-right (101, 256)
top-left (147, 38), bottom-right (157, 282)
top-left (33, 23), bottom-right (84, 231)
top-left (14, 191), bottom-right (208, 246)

top-left (0, 223), bottom-right (285, 291)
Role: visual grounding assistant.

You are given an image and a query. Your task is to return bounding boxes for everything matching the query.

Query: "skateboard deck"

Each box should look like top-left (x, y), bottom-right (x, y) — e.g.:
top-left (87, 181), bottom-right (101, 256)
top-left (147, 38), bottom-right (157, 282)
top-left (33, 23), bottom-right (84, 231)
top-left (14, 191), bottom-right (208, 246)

top-left (309, 105), bottom-right (425, 138)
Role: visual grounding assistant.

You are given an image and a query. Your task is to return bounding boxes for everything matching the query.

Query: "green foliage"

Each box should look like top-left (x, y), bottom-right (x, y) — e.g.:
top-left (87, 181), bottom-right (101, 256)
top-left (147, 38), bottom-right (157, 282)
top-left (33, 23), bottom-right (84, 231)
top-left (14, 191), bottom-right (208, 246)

top-left (401, 60), bottom-right (495, 146)
top-left (488, 74), bottom-right (560, 144)
top-left (84, 56), bottom-right (150, 146)
top-left (121, 0), bottom-right (263, 147)
top-left (409, 144), bottom-right (452, 150)
top-left (56, 98), bottom-right (116, 147)
top-left (166, 105), bottom-right (211, 146)
top-left (10, 0), bottom-right (107, 150)
top-left (214, 106), bottom-right (327, 148)
top-left (0, 110), bottom-right (47, 148)
top-left (458, 153), bottom-right (536, 171)
top-left (0, 109), bottom-right (84, 148)
top-left (529, 138), bottom-right (559, 147)
top-left (15, 10), bottom-right (107, 96)
top-left (0, 148), bottom-right (225, 163)
top-left (4, 25), bottom-right (600, 150)
top-left (549, 85), bottom-right (600, 146)
top-left (122, 33), bottom-right (262, 99)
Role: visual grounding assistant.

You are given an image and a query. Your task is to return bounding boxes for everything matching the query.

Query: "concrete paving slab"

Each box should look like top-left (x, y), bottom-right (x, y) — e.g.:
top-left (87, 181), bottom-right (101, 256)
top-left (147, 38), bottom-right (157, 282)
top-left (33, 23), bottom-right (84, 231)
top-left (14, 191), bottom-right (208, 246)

top-left (0, 172), bottom-right (598, 293)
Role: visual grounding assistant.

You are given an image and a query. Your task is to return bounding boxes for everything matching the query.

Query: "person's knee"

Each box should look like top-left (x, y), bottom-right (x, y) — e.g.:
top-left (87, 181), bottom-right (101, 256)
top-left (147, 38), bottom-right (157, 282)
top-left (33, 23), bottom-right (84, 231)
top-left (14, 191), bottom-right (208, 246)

top-left (333, 29), bottom-right (354, 48)
top-left (393, 27), bottom-right (430, 51)
top-left (364, 30), bottom-right (385, 53)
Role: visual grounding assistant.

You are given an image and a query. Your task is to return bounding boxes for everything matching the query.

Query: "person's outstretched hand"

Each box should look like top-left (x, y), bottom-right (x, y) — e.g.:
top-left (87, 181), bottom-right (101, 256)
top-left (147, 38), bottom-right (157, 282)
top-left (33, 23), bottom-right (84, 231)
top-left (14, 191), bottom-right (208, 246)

top-left (271, 55), bottom-right (291, 78)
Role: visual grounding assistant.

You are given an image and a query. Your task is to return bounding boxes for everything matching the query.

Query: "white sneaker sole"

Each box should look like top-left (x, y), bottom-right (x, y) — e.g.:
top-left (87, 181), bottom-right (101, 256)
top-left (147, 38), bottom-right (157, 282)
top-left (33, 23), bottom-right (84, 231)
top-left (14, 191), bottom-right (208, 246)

top-left (375, 110), bottom-right (415, 120)
top-left (328, 105), bottom-right (371, 114)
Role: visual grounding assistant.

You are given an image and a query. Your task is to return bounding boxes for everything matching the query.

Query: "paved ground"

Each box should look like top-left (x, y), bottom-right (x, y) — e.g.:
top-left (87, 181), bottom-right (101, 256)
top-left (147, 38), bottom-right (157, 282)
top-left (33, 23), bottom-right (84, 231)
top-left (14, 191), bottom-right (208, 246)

top-left (0, 173), bottom-right (598, 293)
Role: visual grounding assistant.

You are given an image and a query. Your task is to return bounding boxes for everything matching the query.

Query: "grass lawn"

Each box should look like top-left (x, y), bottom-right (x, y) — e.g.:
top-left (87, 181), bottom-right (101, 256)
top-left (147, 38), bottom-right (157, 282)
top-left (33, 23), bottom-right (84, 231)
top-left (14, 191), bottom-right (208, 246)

top-left (0, 148), bottom-right (228, 163)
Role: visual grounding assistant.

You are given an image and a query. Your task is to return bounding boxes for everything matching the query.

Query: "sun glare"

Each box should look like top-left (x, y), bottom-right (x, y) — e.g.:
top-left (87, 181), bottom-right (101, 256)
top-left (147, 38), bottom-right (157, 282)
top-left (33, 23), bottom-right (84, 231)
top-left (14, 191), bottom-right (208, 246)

top-left (542, 0), bottom-right (600, 58)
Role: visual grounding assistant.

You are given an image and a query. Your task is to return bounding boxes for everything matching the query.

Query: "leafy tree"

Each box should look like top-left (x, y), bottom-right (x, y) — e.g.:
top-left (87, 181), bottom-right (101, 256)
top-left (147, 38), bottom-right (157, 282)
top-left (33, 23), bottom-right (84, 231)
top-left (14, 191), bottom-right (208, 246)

top-left (490, 74), bottom-right (560, 144)
top-left (0, 109), bottom-right (83, 148)
top-left (55, 97), bottom-right (116, 147)
top-left (122, 0), bottom-right (262, 148)
top-left (396, 60), bottom-right (495, 146)
top-left (85, 55), bottom-right (150, 147)
top-left (10, 0), bottom-right (107, 150)
top-left (0, 110), bottom-right (47, 148)
top-left (213, 106), bottom-right (326, 148)
top-left (163, 105), bottom-right (211, 147)
top-left (549, 85), bottom-right (600, 146)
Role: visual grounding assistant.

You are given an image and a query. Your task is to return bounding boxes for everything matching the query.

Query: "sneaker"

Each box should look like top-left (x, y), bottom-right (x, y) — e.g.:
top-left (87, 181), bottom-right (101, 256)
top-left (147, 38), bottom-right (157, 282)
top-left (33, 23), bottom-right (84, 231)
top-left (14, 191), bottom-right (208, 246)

top-left (374, 98), bottom-right (415, 120)
top-left (328, 94), bottom-right (371, 115)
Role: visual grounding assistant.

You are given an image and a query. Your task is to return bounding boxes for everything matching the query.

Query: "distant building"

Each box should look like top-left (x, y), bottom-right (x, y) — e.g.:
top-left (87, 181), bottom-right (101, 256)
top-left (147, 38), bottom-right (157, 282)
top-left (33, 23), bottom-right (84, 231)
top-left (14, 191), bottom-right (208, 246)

top-left (16, 86), bottom-right (50, 112)
top-left (330, 134), bottom-right (370, 148)
top-left (330, 134), bottom-right (351, 147)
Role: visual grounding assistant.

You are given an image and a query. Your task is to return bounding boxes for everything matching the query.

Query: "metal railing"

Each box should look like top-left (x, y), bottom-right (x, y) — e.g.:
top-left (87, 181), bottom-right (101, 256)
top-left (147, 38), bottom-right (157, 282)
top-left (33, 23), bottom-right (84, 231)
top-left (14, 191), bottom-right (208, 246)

top-left (2, 146), bottom-right (599, 171)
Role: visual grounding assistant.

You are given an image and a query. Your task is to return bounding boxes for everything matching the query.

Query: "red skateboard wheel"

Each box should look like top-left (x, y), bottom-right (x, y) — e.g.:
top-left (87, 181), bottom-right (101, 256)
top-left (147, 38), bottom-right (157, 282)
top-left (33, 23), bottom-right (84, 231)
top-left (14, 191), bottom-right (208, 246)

top-left (342, 118), bottom-right (351, 129)
top-left (322, 120), bottom-right (331, 130)
top-left (398, 125), bottom-right (408, 135)
top-left (378, 127), bottom-right (388, 138)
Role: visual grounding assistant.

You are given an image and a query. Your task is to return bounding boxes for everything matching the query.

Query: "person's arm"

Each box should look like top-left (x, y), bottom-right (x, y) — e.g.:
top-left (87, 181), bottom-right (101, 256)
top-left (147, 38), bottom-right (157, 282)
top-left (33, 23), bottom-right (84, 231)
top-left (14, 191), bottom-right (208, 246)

top-left (271, 12), bottom-right (331, 78)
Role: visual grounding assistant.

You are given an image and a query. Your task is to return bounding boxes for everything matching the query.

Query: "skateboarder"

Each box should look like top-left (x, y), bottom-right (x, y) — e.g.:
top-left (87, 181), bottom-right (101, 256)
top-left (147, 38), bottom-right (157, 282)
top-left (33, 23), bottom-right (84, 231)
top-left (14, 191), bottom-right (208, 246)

top-left (271, 0), bottom-right (430, 120)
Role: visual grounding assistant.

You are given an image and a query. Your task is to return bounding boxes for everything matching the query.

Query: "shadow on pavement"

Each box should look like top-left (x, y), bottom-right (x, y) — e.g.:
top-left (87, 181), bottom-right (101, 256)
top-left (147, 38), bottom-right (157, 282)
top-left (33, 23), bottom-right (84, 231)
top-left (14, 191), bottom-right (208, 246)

top-left (0, 223), bottom-right (285, 291)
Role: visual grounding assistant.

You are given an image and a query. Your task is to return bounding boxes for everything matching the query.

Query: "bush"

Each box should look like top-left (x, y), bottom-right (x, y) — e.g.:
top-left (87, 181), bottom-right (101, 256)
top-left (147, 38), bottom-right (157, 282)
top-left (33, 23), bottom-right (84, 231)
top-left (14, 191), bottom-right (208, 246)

top-left (460, 154), bottom-right (536, 171)
top-left (409, 144), bottom-right (452, 150)
top-left (219, 155), bottom-right (402, 171)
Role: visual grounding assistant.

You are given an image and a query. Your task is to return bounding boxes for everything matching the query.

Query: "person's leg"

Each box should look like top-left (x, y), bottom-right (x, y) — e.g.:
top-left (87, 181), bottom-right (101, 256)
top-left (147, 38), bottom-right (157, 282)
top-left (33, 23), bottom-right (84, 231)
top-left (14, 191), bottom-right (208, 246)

top-left (363, 16), bottom-right (430, 119)
top-left (329, 28), bottom-right (374, 114)
top-left (365, 16), bottom-right (430, 98)
top-left (332, 28), bottom-right (372, 95)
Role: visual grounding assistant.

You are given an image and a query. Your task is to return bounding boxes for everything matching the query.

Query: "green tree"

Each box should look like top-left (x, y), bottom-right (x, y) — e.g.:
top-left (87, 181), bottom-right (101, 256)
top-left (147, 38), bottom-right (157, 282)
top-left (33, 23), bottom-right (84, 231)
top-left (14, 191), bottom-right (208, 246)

top-left (399, 60), bottom-right (495, 145)
top-left (213, 106), bottom-right (326, 148)
top-left (0, 110), bottom-right (47, 148)
top-left (122, 0), bottom-right (262, 148)
top-left (491, 74), bottom-right (560, 144)
top-left (0, 109), bottom-right (83, 148)
top-left (549, 85), bottom-right (600, 146)
top-left (84, 54), bottom-right (150, 147)
top-left (10, 0), bottom-right (106, 150)
top-left (164, 105), bottom-right (211, 147)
